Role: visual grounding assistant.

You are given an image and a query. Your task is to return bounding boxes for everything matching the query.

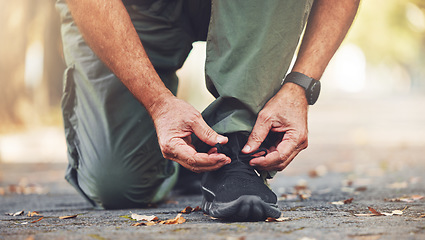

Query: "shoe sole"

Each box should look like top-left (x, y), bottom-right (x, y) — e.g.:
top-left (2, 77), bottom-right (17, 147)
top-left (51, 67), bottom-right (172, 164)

top-left (202, 195), bottom-right (281, 221)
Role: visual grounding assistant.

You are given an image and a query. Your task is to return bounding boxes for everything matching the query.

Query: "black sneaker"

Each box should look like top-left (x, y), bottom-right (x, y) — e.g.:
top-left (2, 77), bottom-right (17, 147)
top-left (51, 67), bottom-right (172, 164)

top-left (201, 133), bottom-right (281, 221)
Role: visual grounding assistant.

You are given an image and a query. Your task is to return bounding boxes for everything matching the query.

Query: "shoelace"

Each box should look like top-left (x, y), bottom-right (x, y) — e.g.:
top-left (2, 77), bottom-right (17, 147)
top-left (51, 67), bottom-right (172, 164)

top-left (214, 143), bottom-right (267, 176)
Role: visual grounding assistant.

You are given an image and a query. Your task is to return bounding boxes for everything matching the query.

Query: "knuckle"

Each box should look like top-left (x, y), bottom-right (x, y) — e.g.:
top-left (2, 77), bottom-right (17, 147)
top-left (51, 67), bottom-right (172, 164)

top-left (251, 133), bottom-right (263, 143)
top-left (203, 128), bottom-right (215, 140)
top-left (185, 112), bottom-right (202, 125)
top-left (297, 134), bottom-right (308, 150)
top-left (302, 140), bottom-right (309, 149)
top-left (186, 157), bottom-right (196, 167)
top-left (161, 142), bottom-right (177, 160)
top-left (278, 152), bottom-right (289, 162)
top-left (161, 143), bottom-right (172, 154)
top-left (258, 110), bottom-right (272, 123)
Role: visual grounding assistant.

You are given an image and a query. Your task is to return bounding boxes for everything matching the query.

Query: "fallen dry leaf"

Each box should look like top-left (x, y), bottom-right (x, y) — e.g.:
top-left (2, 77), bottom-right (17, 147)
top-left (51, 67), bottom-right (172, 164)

top-left (308, 165), bottom-right (328, 178)
top-left (265, 214), bottom-right (289, 222)
top-left (419, 214), bottom-right (425, 218)
top-left (385, 195), bottom-right (424, 203)
top-left (130, 212), bottom-right (158, 222)
top-left (181, 206), bottom-right (193, 214)
top-left (298, 193), bottom-right (311, 200)
top-left (6, 180), bottom-right (48, 195)
top-left (278, 193), bottom-right (299, 201)
top-left (354, 207), bottom-right (406, 217)
top-left (6, 210), bottom-right (24, 216)
top-left (292, 181), bottom-right (312, 200)
top-left (368, 207), bottom-right (384, 216)
top-left (159, 213), bottom-right (186, 224)
top-left (331, 198), bottom-right (354, 205)
top-left (180, 206), bottom-right (202, 214)
top-left (294, 185), bottom-right (308, 191)
top-left (30, 217), bottom-right (43, 223)
top-left (355, 186), bottom-right (367, 192)
top-left (59, 214), bottom-right (78, 219)
top-left (308, 170), bottom-right (319, 178)
top-left (27, 211), bottom-right (40, 217)
top-left (132, 221), bottom-right (157, 226)
top-left (389, 210), bottom-right (403, 215)
top-left (132, 213), bottom-right (186, 226)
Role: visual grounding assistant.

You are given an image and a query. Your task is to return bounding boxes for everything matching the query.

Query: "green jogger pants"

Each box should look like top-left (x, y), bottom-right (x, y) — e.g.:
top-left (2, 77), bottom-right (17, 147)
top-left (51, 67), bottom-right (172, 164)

top-left (57, 0), bottom-right (313, 209)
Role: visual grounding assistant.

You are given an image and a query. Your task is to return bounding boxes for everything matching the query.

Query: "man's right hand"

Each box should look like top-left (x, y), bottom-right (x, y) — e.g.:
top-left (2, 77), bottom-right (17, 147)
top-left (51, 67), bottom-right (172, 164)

top-left (150, 95), bottom-right (230, 173)
top-left (67, 0), bottom-right (229, 172)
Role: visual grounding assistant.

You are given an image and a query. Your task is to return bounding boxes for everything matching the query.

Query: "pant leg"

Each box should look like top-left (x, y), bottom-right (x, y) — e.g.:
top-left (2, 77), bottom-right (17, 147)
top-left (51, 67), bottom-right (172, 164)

top-left (56, 0), bottom-right (202, 209)
top-left (202, 0), bottom-right (314, 134)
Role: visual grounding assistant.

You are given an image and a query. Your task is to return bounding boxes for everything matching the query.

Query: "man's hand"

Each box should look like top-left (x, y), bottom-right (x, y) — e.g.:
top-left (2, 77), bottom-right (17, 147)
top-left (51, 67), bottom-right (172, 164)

top-left (66, 0), bottom-right (230, 172)
top-left (242, 83), bottom-right (308, 171)
top-left (240, 0), bottom-right (359, 171)
top-left (151, 95), bottom-right (230, 173)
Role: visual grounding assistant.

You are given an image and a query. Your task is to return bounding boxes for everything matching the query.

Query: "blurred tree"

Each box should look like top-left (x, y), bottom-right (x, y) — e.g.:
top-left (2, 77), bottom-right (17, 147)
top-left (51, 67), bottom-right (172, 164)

top-left (0, 0), bottom-right (64, 132)
top-left (346, 0), bottom-right (425, 91)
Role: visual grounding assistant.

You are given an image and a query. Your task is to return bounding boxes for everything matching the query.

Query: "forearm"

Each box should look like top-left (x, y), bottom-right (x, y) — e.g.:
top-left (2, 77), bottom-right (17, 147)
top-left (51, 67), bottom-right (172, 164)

top-left (292, 0), bottom-right (360, 80)
top-left (66, 0), bottom-right (173, 117)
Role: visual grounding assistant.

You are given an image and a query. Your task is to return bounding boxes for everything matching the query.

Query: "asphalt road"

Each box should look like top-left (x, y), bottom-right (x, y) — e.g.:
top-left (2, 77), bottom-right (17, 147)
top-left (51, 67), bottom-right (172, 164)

top-left (1, 94), bottom-right (425, 239)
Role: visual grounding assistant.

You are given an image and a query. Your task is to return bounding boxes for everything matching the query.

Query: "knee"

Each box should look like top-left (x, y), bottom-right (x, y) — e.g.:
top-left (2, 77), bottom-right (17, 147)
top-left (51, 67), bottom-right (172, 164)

top-left (91, 169), bottom-right (162, 209)
top-left (77, 142), bottom-right (172, 209)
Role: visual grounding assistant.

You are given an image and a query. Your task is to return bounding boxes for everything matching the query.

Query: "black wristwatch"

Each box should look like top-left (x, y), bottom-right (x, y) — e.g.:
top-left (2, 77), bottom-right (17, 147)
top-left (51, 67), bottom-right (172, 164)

top-left (282, 72), bottom-right (321, 105)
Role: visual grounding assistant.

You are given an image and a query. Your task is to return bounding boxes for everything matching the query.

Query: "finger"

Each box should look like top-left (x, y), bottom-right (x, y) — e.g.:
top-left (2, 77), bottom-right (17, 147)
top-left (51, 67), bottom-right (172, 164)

top-left (181, 160), bottom-right (229, 173)
top-left (249, 139), bottom-right (298, 168)
top-left (253, 150), bottom-right (299, 172)
top-left (163, 139), bottom-right (230, 171)
top-left (273, 150), bottom-right (299, 171)
top-left (207, 147), bottom-right (218, 154)
top-left (165, 142), bottom-right (230, 167)
top-left (191, 118), bottom-right (228, 146)
top-left (242, 118), bottom-right (271, 154)
top-left (178, 153), bottom-right (231, 173)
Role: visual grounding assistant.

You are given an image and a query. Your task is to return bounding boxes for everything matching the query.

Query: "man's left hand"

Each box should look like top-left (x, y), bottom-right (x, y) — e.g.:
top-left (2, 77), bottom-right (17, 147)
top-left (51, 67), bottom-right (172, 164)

top-left (242, 83), bottom-right (309, 171)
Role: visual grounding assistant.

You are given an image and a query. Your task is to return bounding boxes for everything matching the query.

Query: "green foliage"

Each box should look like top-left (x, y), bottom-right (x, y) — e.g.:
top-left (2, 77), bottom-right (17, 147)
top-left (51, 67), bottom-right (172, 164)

top-left (346, 0), bottom-right (425, 66)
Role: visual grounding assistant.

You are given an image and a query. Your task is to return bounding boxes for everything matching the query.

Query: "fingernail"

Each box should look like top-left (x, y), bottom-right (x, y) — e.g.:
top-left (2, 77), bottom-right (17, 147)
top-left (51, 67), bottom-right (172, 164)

top-left (242, 145), bottom-right (251, 152)
top-left (217, 136), bottom-right (227, 144)
top-left (219, 158), bottom-right (229, 164)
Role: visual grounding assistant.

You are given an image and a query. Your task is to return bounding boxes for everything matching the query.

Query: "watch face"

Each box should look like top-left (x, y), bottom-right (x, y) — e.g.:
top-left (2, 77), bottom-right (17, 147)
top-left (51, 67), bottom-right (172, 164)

top-left (308, 80), bottom-right (321, 105)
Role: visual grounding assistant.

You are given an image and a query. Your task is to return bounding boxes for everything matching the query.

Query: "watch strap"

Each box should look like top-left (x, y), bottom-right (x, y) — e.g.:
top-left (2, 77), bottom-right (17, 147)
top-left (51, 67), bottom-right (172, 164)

top-left (282, 72), bottom-right (313, 90)
top-left (282, 72), bottom-right (320, 105)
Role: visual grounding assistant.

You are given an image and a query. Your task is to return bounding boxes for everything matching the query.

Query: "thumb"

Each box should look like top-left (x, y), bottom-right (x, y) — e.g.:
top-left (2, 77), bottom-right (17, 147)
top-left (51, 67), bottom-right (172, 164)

top-left (191, 118), bottom-right (228, 146)
top-left (242, 122), bottom-right (271, 154)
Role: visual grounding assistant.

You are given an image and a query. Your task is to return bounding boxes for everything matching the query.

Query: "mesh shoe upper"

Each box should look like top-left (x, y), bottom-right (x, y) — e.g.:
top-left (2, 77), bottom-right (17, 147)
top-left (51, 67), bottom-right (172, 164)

top-left (201, 133), bottom-right (277, 204)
